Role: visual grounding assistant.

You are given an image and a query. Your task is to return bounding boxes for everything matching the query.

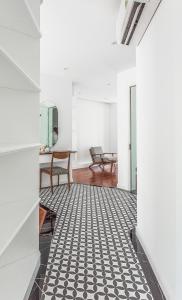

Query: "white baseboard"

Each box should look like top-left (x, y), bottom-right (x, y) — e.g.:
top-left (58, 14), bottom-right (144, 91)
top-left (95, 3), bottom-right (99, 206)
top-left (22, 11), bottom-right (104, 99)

top-left (117, 183), bottom-right (130, 192)
top-left (72, 161), bottom-right (90, 169)
top-left (136, 227), bottom-right (169, 300)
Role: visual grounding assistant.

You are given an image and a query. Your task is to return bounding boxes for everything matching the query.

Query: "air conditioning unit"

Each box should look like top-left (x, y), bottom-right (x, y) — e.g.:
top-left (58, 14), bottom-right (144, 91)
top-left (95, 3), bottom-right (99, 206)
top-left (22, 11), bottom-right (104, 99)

top-left (116, 0), bottom-right (162, 46)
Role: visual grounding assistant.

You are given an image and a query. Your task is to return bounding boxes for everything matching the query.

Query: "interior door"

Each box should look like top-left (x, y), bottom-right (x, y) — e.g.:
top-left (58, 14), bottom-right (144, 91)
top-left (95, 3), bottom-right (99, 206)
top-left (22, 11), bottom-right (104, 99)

top-left (130, 86), bottom-right (137, 193)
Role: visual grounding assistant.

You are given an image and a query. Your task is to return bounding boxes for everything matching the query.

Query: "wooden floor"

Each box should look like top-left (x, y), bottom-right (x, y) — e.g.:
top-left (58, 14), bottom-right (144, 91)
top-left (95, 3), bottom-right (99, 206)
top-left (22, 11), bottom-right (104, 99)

top-left (73, 165), bottom-right (118, 188)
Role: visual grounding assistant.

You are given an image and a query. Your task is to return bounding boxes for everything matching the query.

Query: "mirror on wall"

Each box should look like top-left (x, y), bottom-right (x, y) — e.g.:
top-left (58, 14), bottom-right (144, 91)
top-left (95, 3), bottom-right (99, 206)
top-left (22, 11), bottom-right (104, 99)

top-left (40, 102), bottom-right (58, 149)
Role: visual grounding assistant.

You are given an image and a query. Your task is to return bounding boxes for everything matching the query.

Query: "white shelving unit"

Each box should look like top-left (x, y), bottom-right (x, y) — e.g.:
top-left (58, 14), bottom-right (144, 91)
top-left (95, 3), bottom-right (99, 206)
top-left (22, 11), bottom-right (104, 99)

top-left (0, 143), bottom-right (40, 156)
top-left (0, 47), bottom-right (40, 92)
top-left (0, 1), bottom-right (40, 299)
top-left (0, 200), bottom-right (40, 272)
top-left (0, 27), bottom-right (40, 83)
top-left (0, 252), bottom-right (40, 300)
top-left (0, 0), bottom-right (41, 38)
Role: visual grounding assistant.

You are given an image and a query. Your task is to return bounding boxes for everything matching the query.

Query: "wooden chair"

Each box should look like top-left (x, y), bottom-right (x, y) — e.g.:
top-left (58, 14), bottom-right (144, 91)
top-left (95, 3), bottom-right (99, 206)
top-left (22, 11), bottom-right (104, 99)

top-left (39, 206), bottom-right (47, 232)
top-left (39, 204), bottom-right (56, 235)
top-left (89, 147), bottom-right (117, 172)
top-left (40, 151), bottom-right (71, 194)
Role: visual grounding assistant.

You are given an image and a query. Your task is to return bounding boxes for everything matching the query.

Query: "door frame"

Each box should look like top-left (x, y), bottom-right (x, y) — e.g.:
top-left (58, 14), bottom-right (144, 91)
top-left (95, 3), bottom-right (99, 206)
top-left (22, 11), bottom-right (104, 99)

top-left (129, 85), bottom-right (137, 193)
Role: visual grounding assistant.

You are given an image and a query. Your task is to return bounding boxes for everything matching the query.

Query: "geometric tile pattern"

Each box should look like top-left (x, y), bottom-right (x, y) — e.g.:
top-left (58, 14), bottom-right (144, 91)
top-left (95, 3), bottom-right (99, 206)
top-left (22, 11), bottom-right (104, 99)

top-left (40, 184), bottom-right (153, 300)
top-left (28, 234), bottom-right (52, 300)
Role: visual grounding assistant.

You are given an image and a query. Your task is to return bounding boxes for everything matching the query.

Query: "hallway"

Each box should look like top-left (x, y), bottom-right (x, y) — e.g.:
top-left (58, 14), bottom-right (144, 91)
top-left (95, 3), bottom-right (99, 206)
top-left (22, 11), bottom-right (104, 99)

top-left (37, 184), bottom-right (153, 299)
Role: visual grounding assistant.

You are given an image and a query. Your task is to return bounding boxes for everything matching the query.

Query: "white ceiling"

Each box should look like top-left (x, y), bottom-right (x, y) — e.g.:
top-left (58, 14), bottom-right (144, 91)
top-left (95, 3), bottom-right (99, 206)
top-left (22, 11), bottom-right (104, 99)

top-left (40, 0), bottom-right (136, 102)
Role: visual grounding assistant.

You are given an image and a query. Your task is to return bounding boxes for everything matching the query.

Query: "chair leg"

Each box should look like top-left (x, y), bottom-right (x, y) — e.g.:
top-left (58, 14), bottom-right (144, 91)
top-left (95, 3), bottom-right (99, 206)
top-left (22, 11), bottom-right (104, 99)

top-left (67, 173), bottom-right (71, 191)
top-left (58, 175), bottom-right (59, 186)
top-left (50, 213), bottom-right (54, 235)
top-left (89, 164), bottom-right (93, 170)
top-left (111, 163), bottom-right (113, 173)
top-left (99, 164), bottom-right (103, 171)
top-left (40, 170), bottom-right (42, 190)
top-left (50, 175), bottom-right (53, 194)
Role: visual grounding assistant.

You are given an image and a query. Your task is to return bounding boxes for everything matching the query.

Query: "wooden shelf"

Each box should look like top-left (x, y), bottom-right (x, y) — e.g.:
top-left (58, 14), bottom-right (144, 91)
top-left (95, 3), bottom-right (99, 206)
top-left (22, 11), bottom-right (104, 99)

top-left (0, 143), bottom-right (40, 157)
top-left (0, 0), bottom-right (41, 38)
top-left (0, 199), bottom-right (39, 258)
top-left (0, 47), bottom-right (40, 92)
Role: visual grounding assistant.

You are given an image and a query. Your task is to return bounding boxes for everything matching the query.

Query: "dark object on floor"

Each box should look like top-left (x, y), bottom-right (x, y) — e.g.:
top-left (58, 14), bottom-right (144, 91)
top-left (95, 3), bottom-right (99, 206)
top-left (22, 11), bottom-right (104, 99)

top-left (40, 204), bottom-right (56, 235)
top-left (89, 146), bottom-right (117, 172)
top-left (130, 228), bottom-right (166, 300)
top-left (40, 151), bottom-right (71, 194)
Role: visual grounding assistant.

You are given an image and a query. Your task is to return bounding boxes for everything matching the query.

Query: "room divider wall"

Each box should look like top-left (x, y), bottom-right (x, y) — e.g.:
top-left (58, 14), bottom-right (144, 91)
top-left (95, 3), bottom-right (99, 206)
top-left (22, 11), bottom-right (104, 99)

top-left (0, 0), bottom-right (40, 299)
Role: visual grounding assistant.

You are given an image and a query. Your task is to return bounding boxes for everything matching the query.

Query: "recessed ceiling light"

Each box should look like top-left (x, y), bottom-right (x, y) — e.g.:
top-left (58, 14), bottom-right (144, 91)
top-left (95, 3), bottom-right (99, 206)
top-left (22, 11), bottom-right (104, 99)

top-left (112, 41), bottom-right (117, 46)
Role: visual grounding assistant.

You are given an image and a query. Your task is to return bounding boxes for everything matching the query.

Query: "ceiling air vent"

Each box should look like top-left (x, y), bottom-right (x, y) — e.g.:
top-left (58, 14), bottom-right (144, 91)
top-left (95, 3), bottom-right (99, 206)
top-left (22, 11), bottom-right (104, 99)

top-left (116, 0), bottom-right (162, 46)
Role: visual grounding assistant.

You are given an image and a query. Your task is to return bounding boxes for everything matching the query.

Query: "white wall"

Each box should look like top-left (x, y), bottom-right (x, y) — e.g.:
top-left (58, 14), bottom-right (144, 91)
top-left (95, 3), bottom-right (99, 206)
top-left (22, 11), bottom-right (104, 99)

top-left (117, 68), bottom-right (136, 190)
top-left (110, 103), bottom-right (118, 153)
top-left (73, 98), bottom-right (117, 167)
top-left (40, 75), bottom-right (117, 182)
top-left (136, 0), bottom-right (182, 298)
top-left (40, 74), bottom-right (73, 186)
top-left (40, 74), bottom-right (72, 150)
top-left (175, 62), bottom-right (182, 300)
top-left (175, 3), bottom-right (182, 297)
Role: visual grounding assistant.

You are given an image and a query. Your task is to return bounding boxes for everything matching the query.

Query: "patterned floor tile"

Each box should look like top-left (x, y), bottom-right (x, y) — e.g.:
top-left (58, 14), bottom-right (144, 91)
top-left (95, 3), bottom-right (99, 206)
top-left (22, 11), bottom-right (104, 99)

top-left (39, 184), bottom-right (153, 300)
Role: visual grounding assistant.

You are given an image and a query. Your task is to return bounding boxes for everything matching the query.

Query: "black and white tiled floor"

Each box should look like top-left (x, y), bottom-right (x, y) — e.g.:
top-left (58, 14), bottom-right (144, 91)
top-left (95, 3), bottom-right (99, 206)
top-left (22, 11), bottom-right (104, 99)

top-left (29, 234), bottom-right (52, 299)
top-left (37, 184), bottom-right (153, 300)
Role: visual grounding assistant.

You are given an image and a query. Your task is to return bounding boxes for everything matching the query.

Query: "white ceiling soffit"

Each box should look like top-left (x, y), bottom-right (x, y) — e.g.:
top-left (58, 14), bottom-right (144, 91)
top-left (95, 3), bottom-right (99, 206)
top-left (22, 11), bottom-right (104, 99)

top-left (40, 0), bottom-right (136, 102)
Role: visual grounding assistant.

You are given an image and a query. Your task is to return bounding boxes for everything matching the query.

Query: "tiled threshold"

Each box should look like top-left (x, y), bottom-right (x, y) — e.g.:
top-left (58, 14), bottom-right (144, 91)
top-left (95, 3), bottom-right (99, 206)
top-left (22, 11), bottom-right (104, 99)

top-left (130, 229), bottom-right (166, 300)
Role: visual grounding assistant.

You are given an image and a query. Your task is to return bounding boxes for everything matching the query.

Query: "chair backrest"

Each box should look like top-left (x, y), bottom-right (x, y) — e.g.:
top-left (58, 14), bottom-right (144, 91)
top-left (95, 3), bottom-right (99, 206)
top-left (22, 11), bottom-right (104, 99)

top-left (89, 147), bottom-right (103, 162)
top-left (51, 151), bottom-right (71, 170)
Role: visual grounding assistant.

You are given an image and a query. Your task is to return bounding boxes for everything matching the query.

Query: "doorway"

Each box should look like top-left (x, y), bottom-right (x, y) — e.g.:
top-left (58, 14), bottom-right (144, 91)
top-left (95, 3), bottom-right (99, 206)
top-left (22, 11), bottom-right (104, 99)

top-left (130, 85), bottom-right (137, 193)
